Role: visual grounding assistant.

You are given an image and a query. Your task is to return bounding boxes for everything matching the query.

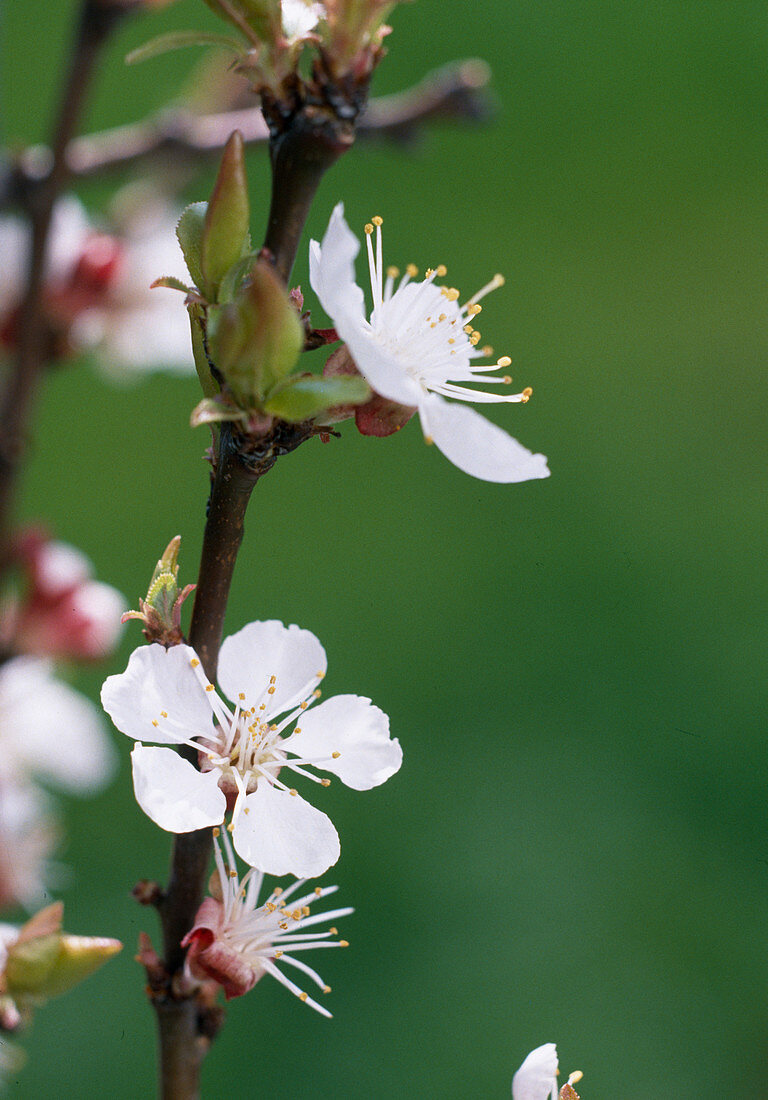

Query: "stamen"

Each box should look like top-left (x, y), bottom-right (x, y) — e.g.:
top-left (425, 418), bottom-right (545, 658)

top-left (464, 272), bottom-right (505, 307)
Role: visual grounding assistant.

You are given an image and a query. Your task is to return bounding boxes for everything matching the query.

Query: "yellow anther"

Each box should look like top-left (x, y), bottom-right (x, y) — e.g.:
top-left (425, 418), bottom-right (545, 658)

top-left (430, 321), bottom-right (437, 329)
top-left (229, 869), bottom-right (237, 878)
top-left (300, 701), bottom-right (308, 710)
top-left (267, 686), bottom-right (275, 695)
top-left (467, 303), bottom-right (482, 316)
top-left (266, 902), bottom-right (276, 913)
top-left (469, 332), bottom-right (481, 345)
top-left (503, 375), bottom-right (512, 385)
top-left (273, 887), bottom-right (283, 896)
top-left (239, 693), bottom-right (246, 700)
top-left (152, 720), bottom-right (159, 728)
top-left (332, 751), bottom-right (341, 759)
top-left (270, 723), bottom-right (277, 731)
top-left (425, 267), bottom-right (434, 278)
top-left (464, 324), bottom-right (474, 334)
top-left (568, 1072), bottom-right (584, 1086)
top-left (323, 985), bottom-right (331, 994)
top-left (448, 338), bottom-right (455, 345)
top-left (243, 807), bottom-right (250, 815)
top-left (321, 778), bottom-right (331, 787)
top-left (259, 703), bottom-right (266, 711)
top-left (227, 822), bottom-right (234, 833)
top-left (329, 927), bottom-right (338, 935)
top-left (424, 434), bottom-right (434, 445)
top-left (521, 386), bottom-right (533, 403)
top-left (494, 273), bottom-right (505, 286)
top-left (482, 345), bottom-right (493, 356)
top-left (497, 355), bottom-right (512, 368)
top-left (294, 727), bottom-right (302, 735)
top-left (274, 949), bottom-right (283, 958)
top-left (205, 684), bottom-right (214, 692)
top-left (339, 940), bottom-right (349, 948)
top-left (313, 689), bottom-right (321, 698)
top-left (190, 658), bottom-right (200, 667)
top-left (435, 264), bottom-right (447, 277)
top-left (161, 711), bottom-right (168, 718)
top-left (279, 922), bottom-right (289, 930)
top-left (372, 215), bottom-right (383, 226)
top-left (289, 789), bottom-right (298, 797)
top-left (364, 223), bottom-right (374, 235)
top-left (299, 992), bottom-right (309, 1003)
top-left (438, 313), bottom-right (446, 322)
top-left (302, 906), bottom-right (310, 916)
top-left (386, 265), bottom-right (400, 278)
top-left (213, 827), bottom-right (220, 837)
top-left (406, 263), bottom-right (418, 278)
top-left (441, 287), bottom-right (460, 301)
top-left (314, 886), bottom-right (323, 896)
top-left (316, 670), bottom-right (325, 679)
top-left (292, 909), bottom-right (301, 921)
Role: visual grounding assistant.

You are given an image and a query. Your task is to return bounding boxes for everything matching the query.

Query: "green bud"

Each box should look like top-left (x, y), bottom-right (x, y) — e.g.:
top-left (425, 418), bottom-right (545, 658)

top-left (207, 259), bottom-right (303, 407)
top-left (122, 537), bottom-right (196, 646)
top-left (263, 373), bottom-right (371, 421)
top-left (201, 131), bottom-right (250, 301)
top-left (2, 904), bottom-right (121, 1007)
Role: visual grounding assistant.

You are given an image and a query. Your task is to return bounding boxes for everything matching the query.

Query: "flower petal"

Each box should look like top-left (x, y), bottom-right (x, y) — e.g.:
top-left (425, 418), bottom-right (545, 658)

top-left (218, 620), bottom-right (327, 716)
top-left (341, 329), bottom-right (424, 407)
top-left (284, 694), bottom-right (402, 790)
top-left (309, 203), bottom-right (366, 330)
top-left (0, 658), bottom-right (115, 793)
top-left (101, 643), bottom-right (213, 745)
top-left (131, 744), bottom-right (226, 832)
top-left (512, 1043), bottom-right (559, 1100)
top-left (419, 394), bottom-right (550, 484)
top-left (232, 783), bottom-right (340, 878)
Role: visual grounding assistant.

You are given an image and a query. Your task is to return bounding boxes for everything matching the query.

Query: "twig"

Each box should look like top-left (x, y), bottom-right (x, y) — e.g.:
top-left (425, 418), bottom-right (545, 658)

top-left (4, 59), bottom-right (491, 195)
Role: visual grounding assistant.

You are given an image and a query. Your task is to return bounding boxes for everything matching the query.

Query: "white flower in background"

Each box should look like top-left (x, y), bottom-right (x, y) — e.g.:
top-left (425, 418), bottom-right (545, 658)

top-left (281, 0), bottom-right (324, 40)
top-left (0, 657), bottom-right (116, 795)
top-left (0, 195), bottom-right (192, 378)
top-left (101, 620), bottom-right (402, 877)
top-left (0, 781), bottom-right (59, 911)
top-left (309, 204), bottom-right (550, 483)
top-left (512, 1043), bottom-right (583, 1100)
top-left (182, 828), bottom-right (351, 1015)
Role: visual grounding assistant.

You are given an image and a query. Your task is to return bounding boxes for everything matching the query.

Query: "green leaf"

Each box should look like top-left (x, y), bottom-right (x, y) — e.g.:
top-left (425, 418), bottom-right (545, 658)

top-left (151, 275), bottom-right (192, 294)
top-left (264, 375), bottom-right (371, 421)
top-left (190, 397), bottom-right (249, 427)
top-left (176, 203), bottom-right (208, 291)
top-left (202, 131), bottom-right (250, 300)
top-left (188, 304), bottom-right (218, 398)
top-left (126, 31), bottom-right (245, 66)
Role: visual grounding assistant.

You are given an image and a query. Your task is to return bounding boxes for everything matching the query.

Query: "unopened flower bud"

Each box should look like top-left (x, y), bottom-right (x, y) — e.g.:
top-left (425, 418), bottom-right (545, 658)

top-left (0, 903), bottom-right (121, 1008)
top-left (201, 131), bottom-right (250, 301)
top-left (207, 258), bottom-right (303, 407)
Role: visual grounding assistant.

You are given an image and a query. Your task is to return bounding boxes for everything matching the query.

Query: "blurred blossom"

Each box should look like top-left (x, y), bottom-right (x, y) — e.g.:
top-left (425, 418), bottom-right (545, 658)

top-left (101, 619), bottom-right (402, 877)
top-left (0, 196), bottom-right (192, 378)
top-left (182, 828), bottom-right (351, 1015)
top-left (0, 781), bottom-right (59, 912)
top-left (309, 204), bottom-right (550, 483)
top-left (0, 657), bottom-right (116, 795)
top-left (512, 1044), bottom-right (583, 1100)
top-left (281, 0), bottom-right (324, 40)
top-left (8, 531), bottom-right (125, 663)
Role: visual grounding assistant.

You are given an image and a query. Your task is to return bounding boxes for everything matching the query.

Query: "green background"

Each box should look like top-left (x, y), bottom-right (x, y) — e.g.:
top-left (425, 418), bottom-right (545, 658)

top-left (3, 1), bottom-right (768, 1095)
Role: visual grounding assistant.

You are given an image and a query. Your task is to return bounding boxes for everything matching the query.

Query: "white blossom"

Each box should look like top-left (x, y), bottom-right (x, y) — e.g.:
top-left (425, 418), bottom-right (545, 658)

top-left (182, 828), bottom-right (351, 1015)
top-left (309, 204), bottom-right (550, 483)
top-left (101, 620), bottom-right (402, 877)
top-left (512, 1044), bottom-right (559, 1100)
top-left (0, 657), bottom-right (116, 795)
top-left (281, 0), bottom-right (324, 40)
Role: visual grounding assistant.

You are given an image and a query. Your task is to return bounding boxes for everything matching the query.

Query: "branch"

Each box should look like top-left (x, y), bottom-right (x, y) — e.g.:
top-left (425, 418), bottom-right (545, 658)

top-left (4, 59), bottom-right (491, 195)
top-left (0, 0), bottom-right (127, 549)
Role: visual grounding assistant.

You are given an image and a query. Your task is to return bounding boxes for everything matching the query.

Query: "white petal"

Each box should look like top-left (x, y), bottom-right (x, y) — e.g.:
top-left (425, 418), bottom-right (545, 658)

top-left (218, 620), bottom-right (327, 716)
top-left (232, 783), bottom-right (340, 877)
top-left (512, 1043), bottom-right (559, 1100)
top-left (101, 643), bottom-right (213, 745)
top-left (341, 326), bottom-right (424, 407)
top-left (131, 744), bottom-right (226, 832)
top-left (420, 394), bottom-right (550, 483)
top-left (284, 694), bottom-right (401, 790)
top-left (0, 658), bottom-right (116, 793)
top-left (309, 204), bottom-right (366, 329)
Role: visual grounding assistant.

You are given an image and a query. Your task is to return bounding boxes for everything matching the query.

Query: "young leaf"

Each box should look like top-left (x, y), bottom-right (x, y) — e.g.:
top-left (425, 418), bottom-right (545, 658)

top-left (176, 203), bottom-right (208, 292)
top-left (264, 375), bottom-right (371, 421)
top-left (201, 131), bottom-right (250, 300)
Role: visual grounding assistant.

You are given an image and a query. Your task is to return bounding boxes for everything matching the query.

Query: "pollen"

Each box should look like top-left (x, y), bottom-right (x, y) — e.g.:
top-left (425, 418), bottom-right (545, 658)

top-left (205, 684), bottom-right (214, 692)
top-left (497, 356), bottom-right (512, 368)
top-left (332, 751), bottom-right (341, 759)
top-left (521, 386), bottom-right (533, 402)
top-left (213, 827), bottom-right (220, 837)
top-left (227, 822), bottom-right (234, 833)
top-left (316, 670), bottom-right (325, 679)
top-left (267, 686), bottom-right (275, 695)
top-left (435, 264), bottom-right (447, 277)
top-left (292, 909), bottom-right (301, 921)
top-left (386, 265), bottom-right (399, 278)
top-left (299, 992), bottom-right (309, 1003)
top-left (152, 720), bottom-right (158, 727)
top-left (339, 940), bottom-right (349, 948)
top-left (482, 345), bottom-right (493, 356)
top-left (314, 886), bottom-right (323, 896)
top-left (467, 303), bottom-right (482, 316)
top-left (329, 928), bottom-right (338, 935)
top-left (289, 789), bottom-right (298, 797)
top-left (503, 375), bottom-right (512, 385)
top-left (302, 906), bottom-right (310, 916)
top-left (239, 693), bottom-right (246, 701)
top-left (364, 223), bottom-right (373, 235)
top-left (469, 332), bottom-right (481, 345)
top-left (294, 727), bottom-right (301, 734)
top-left (300, 701), bottom-right (308, 710)
top-left (323, 985), bottom-right (331, 994)
top-left (321, 778), bottom-right (331, 787)
top-left (406, 263), bottom-right (418, 278)
top-left (313, 689), bottom-right (322, 699)
top-left (161, 711), bottom-right (168, 718)
top-left (274, 949), bottom-right (283, 958)
top-left (441, 287), bottom-right (460, 302)
top-left (280, 922), bottom-right (289, 931)
top-left (190, 658), bottom-right (200, 668)
top-left (372, 215), bottom-right (383, 226)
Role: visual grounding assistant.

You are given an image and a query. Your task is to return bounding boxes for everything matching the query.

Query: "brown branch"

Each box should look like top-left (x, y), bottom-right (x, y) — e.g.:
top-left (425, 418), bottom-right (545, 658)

top-left (4, 59), bottom-right (491, 195)
top-left (0, 0), bottom-right (128, 549)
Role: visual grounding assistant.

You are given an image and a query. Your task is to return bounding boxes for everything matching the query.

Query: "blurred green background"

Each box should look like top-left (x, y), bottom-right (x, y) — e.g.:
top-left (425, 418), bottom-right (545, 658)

top-left (3, 0), bottom-right (768, 1096)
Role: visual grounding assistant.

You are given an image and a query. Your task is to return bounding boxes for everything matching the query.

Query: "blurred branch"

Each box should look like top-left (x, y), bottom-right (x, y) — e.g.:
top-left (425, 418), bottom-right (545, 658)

top-left (0, 0), bottom-right (128, 552)
top-left (3, 59), bottom-right (492, 195)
